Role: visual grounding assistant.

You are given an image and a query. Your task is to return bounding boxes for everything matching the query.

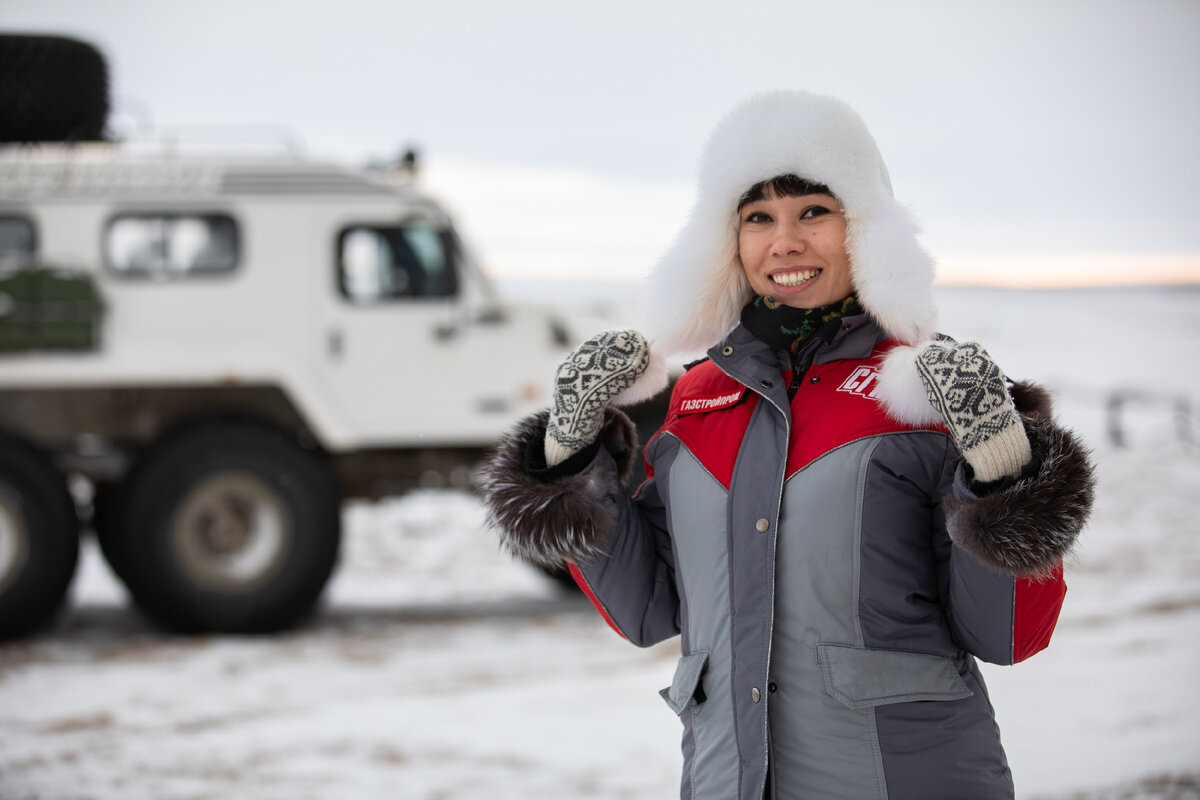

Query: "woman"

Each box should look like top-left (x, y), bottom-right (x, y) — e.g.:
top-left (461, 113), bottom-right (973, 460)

top-left (480, 91), bottom-right (1094, 800)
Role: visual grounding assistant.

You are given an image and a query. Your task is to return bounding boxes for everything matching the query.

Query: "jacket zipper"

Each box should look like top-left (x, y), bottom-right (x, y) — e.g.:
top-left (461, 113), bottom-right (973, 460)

top-left (772, 336), bottom-right (826, 795)
top-left (710, 351), bottom-right (788, 799)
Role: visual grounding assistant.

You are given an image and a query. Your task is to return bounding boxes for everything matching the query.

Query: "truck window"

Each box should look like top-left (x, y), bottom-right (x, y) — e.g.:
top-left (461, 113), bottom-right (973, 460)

top-left (0, 216), bottom-right (36, 270)
top-left (337, 222), bottom-right (457, 303)
top-left (105, 214), bottom-right (238, 278)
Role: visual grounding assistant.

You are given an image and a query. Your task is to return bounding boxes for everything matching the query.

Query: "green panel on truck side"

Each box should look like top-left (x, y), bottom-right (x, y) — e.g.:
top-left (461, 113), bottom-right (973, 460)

top-left (0, 268), bottom-right (103, 351)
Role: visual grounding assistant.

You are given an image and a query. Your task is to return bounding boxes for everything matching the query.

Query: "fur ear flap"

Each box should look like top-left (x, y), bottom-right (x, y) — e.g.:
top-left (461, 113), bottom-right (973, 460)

top-left (611, 349), bottom-right (671, 407)
top-left (874, 344), bottom-right (942, 426)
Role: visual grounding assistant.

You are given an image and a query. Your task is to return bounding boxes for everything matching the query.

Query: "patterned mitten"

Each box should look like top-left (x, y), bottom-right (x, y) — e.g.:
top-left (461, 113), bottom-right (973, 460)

top-left (545, 330), bottom-right (651, 467)
top-left (915, 341), bottom-right (1032, 483)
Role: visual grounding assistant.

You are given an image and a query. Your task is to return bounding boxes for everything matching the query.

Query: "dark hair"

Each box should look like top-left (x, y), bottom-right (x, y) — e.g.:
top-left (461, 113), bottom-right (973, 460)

top-left (736, 174), bottom-right (834, 211)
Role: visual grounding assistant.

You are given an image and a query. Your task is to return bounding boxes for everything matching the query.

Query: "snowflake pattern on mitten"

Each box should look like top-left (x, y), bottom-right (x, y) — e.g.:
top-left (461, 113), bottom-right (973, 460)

top-left (915, 342), bottom-right (1016, 450)
top-left (915, 341), bottom-right (1032, 482)
top-left (545, 330), bottom-right (650, 466)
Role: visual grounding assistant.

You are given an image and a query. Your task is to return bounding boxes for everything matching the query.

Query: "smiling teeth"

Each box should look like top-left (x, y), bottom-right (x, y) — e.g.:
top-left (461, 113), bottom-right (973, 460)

top-left (772, 269), bottom-right (819, 287)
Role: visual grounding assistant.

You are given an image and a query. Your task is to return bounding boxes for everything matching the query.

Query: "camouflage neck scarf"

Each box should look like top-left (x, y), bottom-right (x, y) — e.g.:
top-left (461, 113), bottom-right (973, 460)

top-left (740, 294), bottom-right (863, 354)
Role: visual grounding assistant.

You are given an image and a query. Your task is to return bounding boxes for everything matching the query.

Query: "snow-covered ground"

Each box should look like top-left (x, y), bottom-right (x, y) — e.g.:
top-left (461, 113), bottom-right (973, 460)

top-left (1, 286), bottom-right (1198, 799)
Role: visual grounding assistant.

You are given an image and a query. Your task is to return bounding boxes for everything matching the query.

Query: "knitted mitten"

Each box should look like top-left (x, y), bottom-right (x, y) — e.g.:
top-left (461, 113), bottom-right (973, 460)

top-left (545, 330), bottom-right (651, 467)
top-left (915, 341), bottom-right (1033, 483)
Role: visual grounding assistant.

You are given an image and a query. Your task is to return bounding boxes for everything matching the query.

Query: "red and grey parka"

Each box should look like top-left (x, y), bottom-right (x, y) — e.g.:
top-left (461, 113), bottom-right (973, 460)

top-left (482, 313), bottom-right (1092, 799)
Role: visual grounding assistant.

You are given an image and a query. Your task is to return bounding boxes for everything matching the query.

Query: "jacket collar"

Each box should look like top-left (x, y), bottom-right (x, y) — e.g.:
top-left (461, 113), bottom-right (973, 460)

top-left (711, 312), bottom-right (885, 373)
top-left (704, 313), bottom-right (887, 418)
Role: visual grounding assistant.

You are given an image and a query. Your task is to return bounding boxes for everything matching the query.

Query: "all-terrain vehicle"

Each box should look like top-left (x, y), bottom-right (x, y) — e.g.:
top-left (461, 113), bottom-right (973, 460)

top-left (0, 34), bottom-right (653, 637)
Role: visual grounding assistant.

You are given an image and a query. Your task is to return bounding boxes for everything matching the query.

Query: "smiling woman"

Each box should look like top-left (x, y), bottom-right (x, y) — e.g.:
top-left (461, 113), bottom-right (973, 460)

top-left (479, 90), bottom-right (1096, 800)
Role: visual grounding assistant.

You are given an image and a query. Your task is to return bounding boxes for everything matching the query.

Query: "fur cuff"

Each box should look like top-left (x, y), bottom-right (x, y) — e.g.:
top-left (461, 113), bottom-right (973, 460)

top-left (477, 407), bottom-right (640, 567)
top-left (1009, 380), bottom-right (1053, 419)
top-left (945, 409), bottom-right (1094, 577)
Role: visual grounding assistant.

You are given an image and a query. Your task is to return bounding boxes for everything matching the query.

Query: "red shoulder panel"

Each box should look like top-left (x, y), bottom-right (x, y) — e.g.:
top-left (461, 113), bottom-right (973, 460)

top-left (785, 342), bottom-right (943, 477)
top-left (658, 362), bottom-right (756, 491)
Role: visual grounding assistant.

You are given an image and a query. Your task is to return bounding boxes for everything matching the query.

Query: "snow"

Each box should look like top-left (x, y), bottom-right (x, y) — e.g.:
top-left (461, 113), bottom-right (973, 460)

top-left (2, 285), bottom-right (1199, 799)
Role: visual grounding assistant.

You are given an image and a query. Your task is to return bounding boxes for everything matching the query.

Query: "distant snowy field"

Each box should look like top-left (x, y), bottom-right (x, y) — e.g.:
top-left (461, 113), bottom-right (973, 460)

top-left (1, 286), bottom-right (1197, 799)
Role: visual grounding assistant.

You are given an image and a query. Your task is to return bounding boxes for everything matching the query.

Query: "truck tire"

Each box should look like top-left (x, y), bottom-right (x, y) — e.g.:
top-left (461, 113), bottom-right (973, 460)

top-left (0, 34), bottom-right (109, 143)
top-left (0, 431), bottom-right (79, 639)
top-left (106, 420), bottom-right (341, 633)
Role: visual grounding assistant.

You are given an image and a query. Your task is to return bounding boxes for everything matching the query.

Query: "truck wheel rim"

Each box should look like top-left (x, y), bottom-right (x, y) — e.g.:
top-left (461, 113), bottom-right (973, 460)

top-left (0, 489), bottom-right (30, 594)
top-left (170, 472), bottom-right (288, 590)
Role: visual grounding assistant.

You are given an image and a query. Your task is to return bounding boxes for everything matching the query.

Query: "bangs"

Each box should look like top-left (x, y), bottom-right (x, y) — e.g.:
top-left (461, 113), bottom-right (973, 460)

top-left (737, 174), bottom-right (834, 211)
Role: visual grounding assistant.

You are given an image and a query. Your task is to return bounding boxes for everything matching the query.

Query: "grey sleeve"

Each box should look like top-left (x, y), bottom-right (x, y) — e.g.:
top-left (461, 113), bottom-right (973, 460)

top-left (573, 455), bottom-right (681, 647)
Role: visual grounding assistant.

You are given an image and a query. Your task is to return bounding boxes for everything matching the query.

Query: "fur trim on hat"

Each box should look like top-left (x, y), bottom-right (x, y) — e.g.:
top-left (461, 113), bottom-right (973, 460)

top-left (630, 90), bottom-right (938, 399)
top-left (611, 349), bottom-right (670, 408)
top-left (477, 407), bottom-right (639, 567)
top-left (875, 343), bottom-right (945, 426)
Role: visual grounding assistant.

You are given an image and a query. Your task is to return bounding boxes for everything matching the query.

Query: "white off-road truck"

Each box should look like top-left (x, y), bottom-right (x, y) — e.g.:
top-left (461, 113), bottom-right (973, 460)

top-left (0, 34), bottom-right (656, 637)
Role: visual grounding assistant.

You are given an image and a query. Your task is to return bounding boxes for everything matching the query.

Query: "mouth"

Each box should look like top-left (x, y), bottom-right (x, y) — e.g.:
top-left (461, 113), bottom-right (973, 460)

top-left (770, 268), bottom-right (821, 288)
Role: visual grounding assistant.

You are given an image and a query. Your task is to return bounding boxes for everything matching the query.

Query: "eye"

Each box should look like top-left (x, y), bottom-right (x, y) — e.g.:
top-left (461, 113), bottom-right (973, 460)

top-left (742, 210), bottom-right (772, 225)
top-left (800, 205), bottom-right (832, 220)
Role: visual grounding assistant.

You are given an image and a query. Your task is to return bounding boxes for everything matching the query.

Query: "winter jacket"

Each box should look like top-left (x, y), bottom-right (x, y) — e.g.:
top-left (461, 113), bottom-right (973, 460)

top-left (482, 314), bottom-right (1094, 800)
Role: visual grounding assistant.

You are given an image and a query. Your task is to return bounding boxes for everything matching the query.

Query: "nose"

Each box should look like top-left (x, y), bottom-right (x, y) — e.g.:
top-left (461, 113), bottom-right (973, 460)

top-left (769, 219), bottom-right (808, 257)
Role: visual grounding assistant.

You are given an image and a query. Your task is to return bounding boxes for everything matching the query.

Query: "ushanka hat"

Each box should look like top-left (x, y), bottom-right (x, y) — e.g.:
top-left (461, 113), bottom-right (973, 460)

top-left (616, 90), bottom-right (938, 404)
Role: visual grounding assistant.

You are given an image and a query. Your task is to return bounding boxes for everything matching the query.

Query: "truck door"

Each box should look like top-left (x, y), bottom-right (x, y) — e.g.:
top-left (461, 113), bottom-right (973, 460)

top-left (324, 220), bottom-right (518, 444)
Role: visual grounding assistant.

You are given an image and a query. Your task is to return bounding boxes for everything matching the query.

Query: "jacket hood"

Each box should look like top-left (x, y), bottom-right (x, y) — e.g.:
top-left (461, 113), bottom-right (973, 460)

top-left (617, 90), bottom-right (938, 405)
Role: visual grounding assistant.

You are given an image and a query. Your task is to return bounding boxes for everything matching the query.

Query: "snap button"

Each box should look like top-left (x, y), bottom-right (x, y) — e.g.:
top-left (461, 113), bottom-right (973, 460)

top-left (721, 346), bottom-right (734, 357)
top-left (751, 687), bottom-right (761, 703)
top-left (760, 379), bottom-right (773, 389)
top-left (769, 682), bottom-right (778, 693)
top-left (755, 518), bottom-right (770, 533)
top-left (810, 376), bottom-right (821, 384)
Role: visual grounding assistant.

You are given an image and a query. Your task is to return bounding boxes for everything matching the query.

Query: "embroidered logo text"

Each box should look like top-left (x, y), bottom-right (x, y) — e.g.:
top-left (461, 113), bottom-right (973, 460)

top-left (679, 390), bottom-right (744, 413)
top-left (837, 367), bottom-right (882, 399)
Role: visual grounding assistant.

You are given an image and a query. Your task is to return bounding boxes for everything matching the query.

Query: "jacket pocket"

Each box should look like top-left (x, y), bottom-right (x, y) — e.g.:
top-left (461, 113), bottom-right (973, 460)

top-left (659, 651), bottom-right (709, 716)
top-left (817, 643), bottom-right (972, 710)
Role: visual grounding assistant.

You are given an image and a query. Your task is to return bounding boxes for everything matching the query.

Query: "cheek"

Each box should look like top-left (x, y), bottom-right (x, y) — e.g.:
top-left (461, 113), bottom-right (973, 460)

top-left (817, 228), bottom-right (849, 266)
top-left (737, 230), bottom-right (763, 267)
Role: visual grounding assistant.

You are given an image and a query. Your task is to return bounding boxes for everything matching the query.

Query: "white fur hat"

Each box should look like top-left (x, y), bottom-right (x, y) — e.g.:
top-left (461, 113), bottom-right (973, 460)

top-left (616, 90), bottom-right (938, 405)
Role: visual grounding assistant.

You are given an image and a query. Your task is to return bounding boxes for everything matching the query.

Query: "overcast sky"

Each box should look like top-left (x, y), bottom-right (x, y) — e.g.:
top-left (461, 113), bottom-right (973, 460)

top-left (4, 0), bottom-right (1198, 285)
